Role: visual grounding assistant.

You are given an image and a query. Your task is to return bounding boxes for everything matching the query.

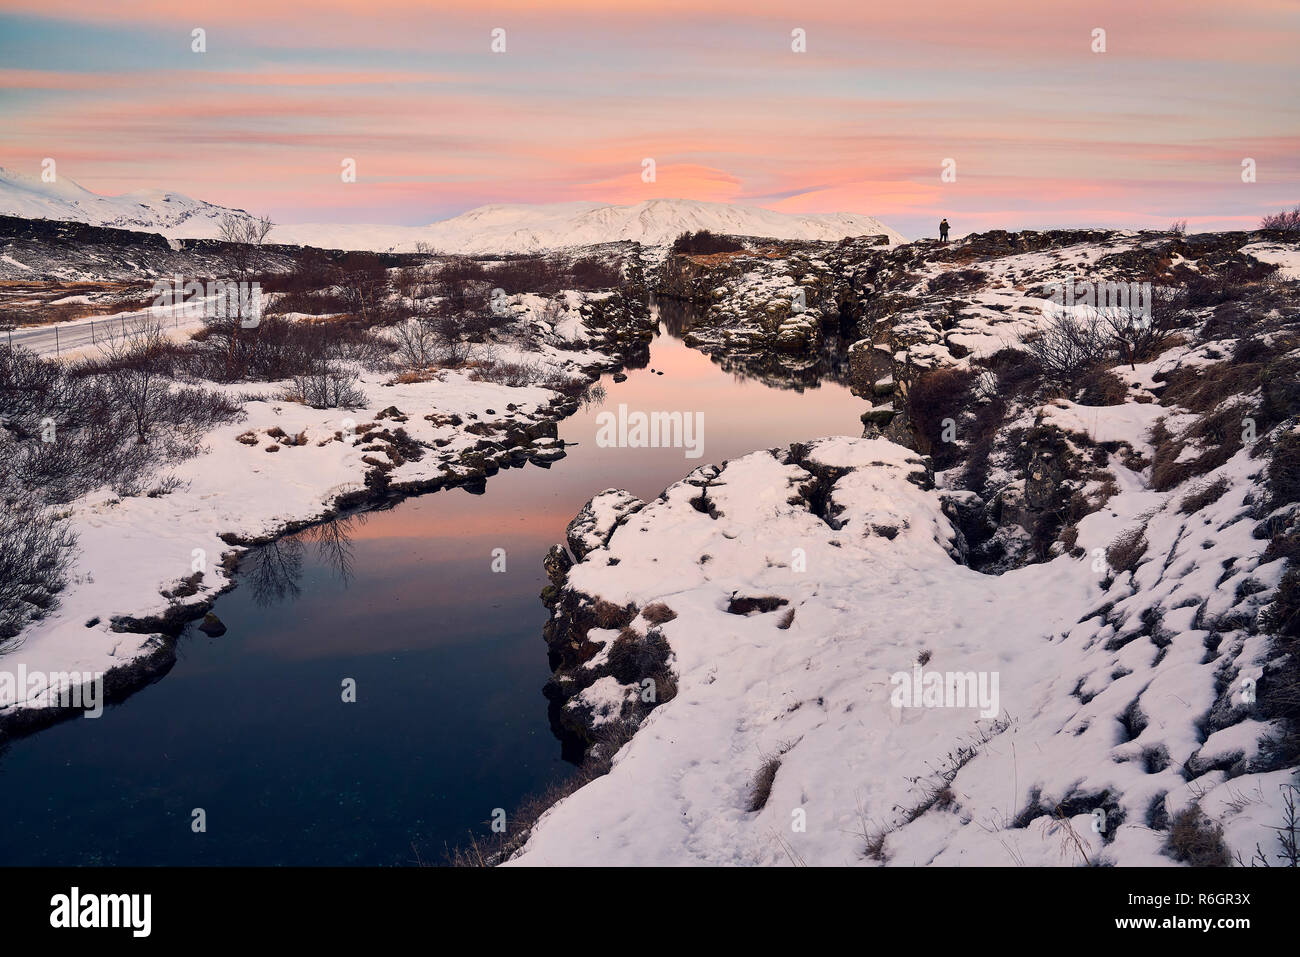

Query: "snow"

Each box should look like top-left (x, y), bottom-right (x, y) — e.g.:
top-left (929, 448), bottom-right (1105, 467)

top-left (1243, 241), bottom-right (1300, 280)
top-left (510, 426), bottom-right (1286, 866)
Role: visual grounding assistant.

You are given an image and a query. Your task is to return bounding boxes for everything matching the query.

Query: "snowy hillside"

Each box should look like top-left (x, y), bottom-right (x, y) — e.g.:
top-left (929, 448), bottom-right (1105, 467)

top-left (273, 199), bottom-right (906, 253)
top-left (0, 167), bottom-right (250, 237)
top-left (0, 169), bottom-right (904, 251)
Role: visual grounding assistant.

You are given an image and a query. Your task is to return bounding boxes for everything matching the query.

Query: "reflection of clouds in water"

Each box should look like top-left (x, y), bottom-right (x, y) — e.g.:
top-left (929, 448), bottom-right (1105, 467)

top-left (244, 513), bottom-right (368, 607)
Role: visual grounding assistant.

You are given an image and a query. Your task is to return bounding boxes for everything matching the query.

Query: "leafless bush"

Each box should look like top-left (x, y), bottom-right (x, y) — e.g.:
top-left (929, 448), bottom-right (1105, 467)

top-left (467, 358), bottom-right (545, 388)
top-left (281, 361), bottom-right (368, 409)
top-left (187, 315), bottom-right (387, 382)
top-left (1169, 219), bottom-right (1187, 235)
top-left (1260, 206), bottom-right (1300, 233)
top-left (1, 344), bottom-right (241, 503)
top-left (216, 212), bottom-right (275, 328)
top-left (1023, 311), bottom-right (1112, 383)
top-left (0, 495), bottom-right (77, 646)
top-left (259, 248), bottom-right (336, 294)
top-left (567, 256), bottom-right (623, 289)
top-left (391, 317), bottom-right (442, 370)
top-left (906, 367), bottom-right (977, 464)
top-left (1101, 286), bottom-right (1190, 368)
top-left (335, 252), bottom-right (393, 323)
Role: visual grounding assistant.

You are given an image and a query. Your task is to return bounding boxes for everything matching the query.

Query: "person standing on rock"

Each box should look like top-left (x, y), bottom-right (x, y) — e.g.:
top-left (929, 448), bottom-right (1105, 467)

top-left (939, 218), bottom-right (950, 243)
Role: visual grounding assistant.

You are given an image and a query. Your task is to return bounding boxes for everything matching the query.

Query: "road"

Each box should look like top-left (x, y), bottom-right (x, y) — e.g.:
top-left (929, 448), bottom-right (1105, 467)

top-left (3, 302), bottom-right (212, 358)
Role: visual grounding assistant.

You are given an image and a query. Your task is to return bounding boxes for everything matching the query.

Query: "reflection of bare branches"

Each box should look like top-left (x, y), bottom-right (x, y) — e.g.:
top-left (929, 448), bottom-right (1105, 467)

top-left (245, 536), bottom-right (305, 607)
top-left (301, 512), bottom-right (367, 588)
top-left (243, 512), bottom-right (367, 607)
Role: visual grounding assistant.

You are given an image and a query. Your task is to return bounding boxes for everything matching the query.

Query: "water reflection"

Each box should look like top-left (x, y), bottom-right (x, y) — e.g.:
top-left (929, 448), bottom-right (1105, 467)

top-left (243, 513), bottom-right (368, 605)
top-left (655, 295), bottom-right (859, 392)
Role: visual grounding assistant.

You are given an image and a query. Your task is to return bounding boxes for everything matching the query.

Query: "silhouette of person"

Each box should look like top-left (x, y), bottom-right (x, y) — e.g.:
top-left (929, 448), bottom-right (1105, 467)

top-left (939, 218), bottom-right (950, 243)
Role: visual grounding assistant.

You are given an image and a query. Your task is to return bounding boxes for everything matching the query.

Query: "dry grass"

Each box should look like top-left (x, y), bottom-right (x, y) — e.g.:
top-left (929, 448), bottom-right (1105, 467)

top-left (1106, 526), bottom-right (1149, 575)
top-left (1178, 476), bottom-right (1231, 515)
top-left (747, 757), bottom-right (781, 812)
top-left (592, 598), bottom-right (634, 630)
top-left (1164, 806), bottom-right (1232, 866)
top-left (640, 601), bottom-right (677, 624)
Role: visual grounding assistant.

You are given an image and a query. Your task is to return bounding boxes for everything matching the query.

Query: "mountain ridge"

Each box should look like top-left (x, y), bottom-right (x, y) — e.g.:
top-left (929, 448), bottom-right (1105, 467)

top-left (0, 168), bottom-right (906, 252)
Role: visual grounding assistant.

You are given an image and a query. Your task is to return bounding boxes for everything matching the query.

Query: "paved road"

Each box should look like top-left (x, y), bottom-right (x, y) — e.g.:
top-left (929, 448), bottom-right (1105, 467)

top-left (4, 302), bottom-right (210, 358)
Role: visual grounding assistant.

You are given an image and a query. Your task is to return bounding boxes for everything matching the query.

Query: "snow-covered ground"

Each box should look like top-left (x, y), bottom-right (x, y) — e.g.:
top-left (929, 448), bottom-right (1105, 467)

top-left (513, 427), bottom-right (1291, 865)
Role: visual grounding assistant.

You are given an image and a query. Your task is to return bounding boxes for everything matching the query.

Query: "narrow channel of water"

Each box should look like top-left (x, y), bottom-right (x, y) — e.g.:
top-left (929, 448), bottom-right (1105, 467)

top-left (0, 318), bottom-right (867, 865)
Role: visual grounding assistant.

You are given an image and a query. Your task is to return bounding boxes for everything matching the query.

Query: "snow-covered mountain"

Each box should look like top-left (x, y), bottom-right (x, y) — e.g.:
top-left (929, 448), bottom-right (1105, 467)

top-left (274, 199), bottom-right (904, 252)
top-left (0, 168), bottom-right (904, 251)
top-left (0, 167), bottom-right (249, 236)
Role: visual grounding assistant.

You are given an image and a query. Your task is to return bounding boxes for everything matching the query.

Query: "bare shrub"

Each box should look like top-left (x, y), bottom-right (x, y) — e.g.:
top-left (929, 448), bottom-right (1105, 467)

top-left (1101, 286), bottom-right (1190, 368)
top-left (335, 252), bottom-right (393, 323)
top-left (1, 344), bottom-right (240, 503)
top-left (187, 315), bottom-right (387, 383)
top-left (215, 212), bottom-right (275, 329)
top-left (567, 256), bottom-right (623, 289)
top-left (259, 247), bottom-right (336, 294)
top-left (391, 317), bottom-right (441, 371)
top-left (1023, 311), bottom-right (1112, 384)
top-left (466, 358), bottom-right (544, 388)
top-left (1260, 206), bottom-right (1300, 233)
top-left (281, 362), bottom-right (368, 409)
top-left (0, 496), bottom-right (77, 646)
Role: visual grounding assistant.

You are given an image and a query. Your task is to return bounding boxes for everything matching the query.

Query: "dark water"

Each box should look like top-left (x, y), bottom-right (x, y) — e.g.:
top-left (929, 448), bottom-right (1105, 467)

top-left (0, 319), bottom-right (867, 865)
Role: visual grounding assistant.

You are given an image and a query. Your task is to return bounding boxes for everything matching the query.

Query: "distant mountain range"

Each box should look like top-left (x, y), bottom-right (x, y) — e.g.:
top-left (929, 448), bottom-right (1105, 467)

top-left (0, 167), bottom-right (247, 236)
top-left (0, 167), bottom-right (906, 252)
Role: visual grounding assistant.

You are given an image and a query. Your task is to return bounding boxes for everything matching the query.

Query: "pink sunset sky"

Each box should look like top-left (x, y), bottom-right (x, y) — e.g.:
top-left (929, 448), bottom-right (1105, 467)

top-left (0, 0), bottom-right (1296, 238)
